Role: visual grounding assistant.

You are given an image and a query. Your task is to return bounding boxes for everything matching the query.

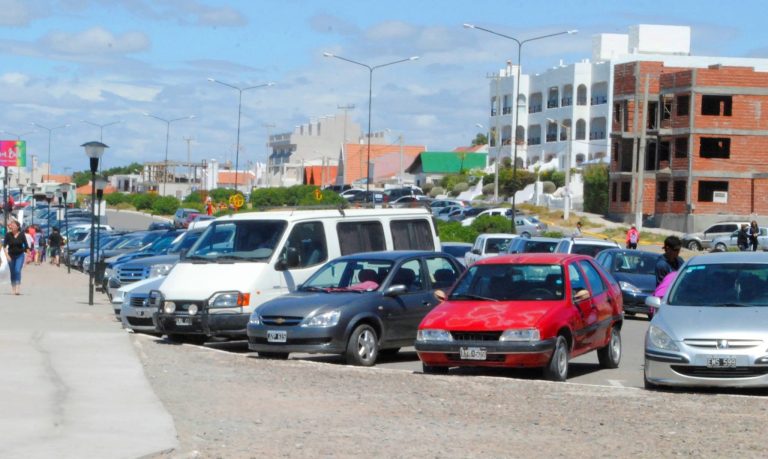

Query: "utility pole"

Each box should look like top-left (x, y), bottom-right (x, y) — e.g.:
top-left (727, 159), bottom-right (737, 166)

top-left (635, 75), bottom-right (650, 229)
top-left (184, 136), bottom-right (193, 195)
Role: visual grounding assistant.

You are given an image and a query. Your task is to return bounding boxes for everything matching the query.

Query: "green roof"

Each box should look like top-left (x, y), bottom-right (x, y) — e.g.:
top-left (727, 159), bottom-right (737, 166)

top-left (406, 151), bottom-right (487, 174)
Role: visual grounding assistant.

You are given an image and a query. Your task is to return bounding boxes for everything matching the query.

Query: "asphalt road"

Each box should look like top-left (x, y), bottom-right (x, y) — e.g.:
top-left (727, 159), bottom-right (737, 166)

top-left (105, 209), bottom-right (170, 231)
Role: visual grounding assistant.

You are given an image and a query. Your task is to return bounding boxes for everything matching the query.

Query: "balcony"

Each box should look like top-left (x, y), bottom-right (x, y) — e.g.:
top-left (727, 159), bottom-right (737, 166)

top-left (491, 108), bottom-right (497, 116)
top-left (577, 97), bottom-right (587, 106)
top-left (546, 134), bottom-right (557, 142)
top-left (591, 96), bottom-right (607, 105)
top-left (547, 100), bottom-right (558, 109)
top-left (561, 97), bottom-right (572, 106)
top-left (528, 105), bottom-right (542, 114)
top-left (589, 131), bottom-right (606, 140)
top-left (527, 137), bottom-right (541, 145)
top-left (502, 107), bottom-right (512, 115)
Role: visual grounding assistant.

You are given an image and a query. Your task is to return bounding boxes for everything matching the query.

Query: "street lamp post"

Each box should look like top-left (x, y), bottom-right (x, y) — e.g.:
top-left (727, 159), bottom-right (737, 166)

top-left (547, 118), bottom-right (572, 220)
top-left (32, 123), bottom-right (69, 180)
top-left (45, 192), bottom-right (53, 244)
top-left (81, 120), bottom-right (120, 172)
top-left (60, 187), bottom-right (71, 274)
top-left (208, 78), bottom-right (274, 193)
top-left (143, 113), bottom-right (194, 196)
top-left (464, 24), bottom-right (577, 218)
top-left (323, 52), bottom-right (419, 201)
top-left (94, 179), bottom-right (107, 288)
top-left (82, 141), bottom-right (108, 306)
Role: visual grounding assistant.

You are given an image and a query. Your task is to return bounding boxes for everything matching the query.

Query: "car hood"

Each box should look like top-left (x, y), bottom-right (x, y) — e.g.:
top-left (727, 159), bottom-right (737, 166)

top-left (613, 272), bottom-right (656, 293)
top-left (120, 254), bottom-right (180, 269)
top-left (113, 251), bottom-right (159, 264)
top-left (258, 291), bottom-right (374, 317)
top-left (656, 305), bottom-right (768, 340)
top-left (419, 300), bottom-right (557, 331)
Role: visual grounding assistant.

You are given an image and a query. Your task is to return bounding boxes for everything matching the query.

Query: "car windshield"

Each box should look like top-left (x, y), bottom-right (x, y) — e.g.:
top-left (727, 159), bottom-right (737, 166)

top-left (522, 240), bottom-right (557, 253)
top-left (143, 233), bottom-right (178, 253)
top-left (168, 231), bottom-right (203, 254)
top-left (302, 259), bottom-right (394, 292)
top-left (668, 263), bottom-right (768, 306)
top-left (70, 232), bottom-right (89, 242)
top-left (485, 238), bottom-right (513, 254)
top-left (612, 252), bottom-right (657, 275)
top-left (186, 220), bottom-right (287, 261)
top-left (572, 244), bottom-right (612, 257)
top-left (450, 263), bottom-right (564, 301)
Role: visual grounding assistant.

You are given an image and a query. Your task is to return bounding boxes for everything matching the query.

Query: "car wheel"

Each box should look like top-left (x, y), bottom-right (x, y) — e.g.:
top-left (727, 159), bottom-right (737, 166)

top-left (597, 326), bottom-right (622, 369)
top-left (714, 243), bottom-right (727, 252)
top-left (259, 352), bottom-right (289, 360)
top-left (686, 240), bottom-right (702, 251)
top-left (422, 363), bottom-right (449, 375)
top-left (520, 232), bottom-right (531, 238)
top-left (345, 324), bottom-right (379, 366)
top-left (543, 335), bottom-right (569, 382)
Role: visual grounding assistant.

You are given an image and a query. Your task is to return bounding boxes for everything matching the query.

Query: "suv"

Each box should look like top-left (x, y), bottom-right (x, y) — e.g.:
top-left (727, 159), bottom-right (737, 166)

top-left (682, 221), bottom-right (750, 251)
top-left (554, 237), bottom-right (620, 258)
top-left (173, 208), bottom-right (200, 229)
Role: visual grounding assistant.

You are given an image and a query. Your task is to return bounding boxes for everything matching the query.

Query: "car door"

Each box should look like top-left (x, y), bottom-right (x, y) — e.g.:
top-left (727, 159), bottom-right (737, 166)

top-left (567, 263), bottom-right (596, 352)
top-left (577, 259), bottom-right (613, 350)
top-left (384, 258), bottom-right (432, 342)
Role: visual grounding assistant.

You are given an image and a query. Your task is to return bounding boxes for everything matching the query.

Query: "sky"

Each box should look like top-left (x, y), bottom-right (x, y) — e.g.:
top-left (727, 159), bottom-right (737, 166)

top-left (1, 0), bottom-right (767, 175)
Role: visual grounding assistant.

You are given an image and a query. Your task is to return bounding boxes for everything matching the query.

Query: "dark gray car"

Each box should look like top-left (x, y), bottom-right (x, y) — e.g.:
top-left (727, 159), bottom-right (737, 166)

top-left (247, 250), bottom-right (464, 366)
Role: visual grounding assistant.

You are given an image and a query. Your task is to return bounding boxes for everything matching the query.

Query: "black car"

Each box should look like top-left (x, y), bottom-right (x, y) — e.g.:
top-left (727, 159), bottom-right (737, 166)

top-left (148, 221), bottom-right (174, 231)
top-left (505, 237), bottom-right (560, 254)
top-left (247, 250), bottom-right (464, 366)
top-left (595, 248), bottom-right (659, 319)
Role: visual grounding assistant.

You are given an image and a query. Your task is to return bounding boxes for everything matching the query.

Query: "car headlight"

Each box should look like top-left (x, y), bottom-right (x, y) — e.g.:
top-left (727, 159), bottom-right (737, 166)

top-left (500, 328), bottom-right (540, 342)
top-left (149, 263), bottom-right (174, 278)
top-left (163, 301), bottom-right (176, 314)
top-left (249, 313), bottom-right (261, 325)
top-left (301, 310), bottom-right (340, 328)
top-left (417, 329), bottom-right (453, 342)
top-left (619, 281), bottom-right (642, 294)
top-left (104, 268), bottom-right (114, 278)
top-left (208, 291), bottom-right (250, 308)
top-left (648, 325), bottom-right (679, 351)
top-left (148, 289), bottom-right (164, 308)
top-left (188, 304), bottom-right (199, 316)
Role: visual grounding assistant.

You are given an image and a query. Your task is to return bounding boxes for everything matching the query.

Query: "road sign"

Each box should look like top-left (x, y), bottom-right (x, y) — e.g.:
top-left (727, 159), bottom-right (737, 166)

top-left (314, 189), bottom-right (323, 201)
top-left (229, 194), bottom-right (245, 209)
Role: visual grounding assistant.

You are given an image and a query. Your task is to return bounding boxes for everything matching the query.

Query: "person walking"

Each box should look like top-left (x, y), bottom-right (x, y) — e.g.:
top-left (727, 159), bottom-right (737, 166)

top-left (572, 221), bottom-right (583, 237)
top-left (3, 220), bottom-right (29, 295)
top-left (748, 220), bottom-right (760, 252)
top-left (32, 229), bottom-right (41, 265)
top-left (38, 226), bottom-right (47, 264)
top-left (23, 227), bottom-right (34, 264)
top-left (737, 224), bottom-right (750, 251)
top-left (655, 235), bottom-right (684, 287)
top-left (626, 224), bottom-right (639, 249)
top-left (48, 227), bottom-right (64, 267)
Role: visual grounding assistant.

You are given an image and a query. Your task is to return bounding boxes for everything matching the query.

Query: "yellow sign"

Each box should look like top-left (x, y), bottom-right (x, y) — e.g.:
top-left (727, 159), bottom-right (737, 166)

top-left (314, 189), bottom-right (323, 201)
top-left (229, 194), bottom-right (245, 209)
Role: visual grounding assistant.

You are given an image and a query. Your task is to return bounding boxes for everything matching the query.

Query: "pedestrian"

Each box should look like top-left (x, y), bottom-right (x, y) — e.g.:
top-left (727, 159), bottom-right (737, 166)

top-left (626, 224), bottom-right (639, 249)
top-left (655, 235), bottom-right (684, 287)
top-left (206, 196), bottom-right (214, 216)
top-left (737, 224), bottom-right (749, 251)
top-left (48, 227), bottom-right (64, 267)
top-left (572, 221), bottom-right (583, 237)
top-left (748, 220), bottom-right (760, 252)
top-left (23, 227), bottom-right (34, 264)
top-left (3, 220), bottom-right (29, 295)
top-left (38, 227), bottom-right (47, 264)
top-left (32, 230), bottom-right (41, 265)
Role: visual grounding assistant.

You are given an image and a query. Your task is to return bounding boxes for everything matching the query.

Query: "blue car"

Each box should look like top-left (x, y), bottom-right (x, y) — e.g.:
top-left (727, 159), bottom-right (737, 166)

top-left (595, 248), bottom-right (659, 319)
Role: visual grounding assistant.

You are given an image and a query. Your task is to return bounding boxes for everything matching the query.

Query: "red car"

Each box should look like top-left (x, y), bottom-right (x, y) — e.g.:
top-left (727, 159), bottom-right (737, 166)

top-left (415, 253), bottom-right (623, 381)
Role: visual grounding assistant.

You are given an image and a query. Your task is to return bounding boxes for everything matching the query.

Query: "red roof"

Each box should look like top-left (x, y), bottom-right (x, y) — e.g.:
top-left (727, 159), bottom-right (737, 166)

top-left (218, 171), bottom-right (255, 186)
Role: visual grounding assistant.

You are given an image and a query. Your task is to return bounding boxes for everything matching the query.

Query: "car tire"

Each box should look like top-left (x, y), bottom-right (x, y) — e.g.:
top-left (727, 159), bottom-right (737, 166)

top-left (345, 324), bottom-right (379, 366)
top-left (543, 335), bottom-right (569, 382)
top-left (597, 326), bottom-right (621, 369)
top-left (520, 232), bottom-right (531, 238)
top-left (643, 373), bottom-right (659, 391)
top-left (686, 240), bottom-right (702, 251)
top-left (258, 352), bottom-right (289, 360)
top-left (714, 243), bottom-right (727, 252)
top-left (422, 363), bottom-right (449, 375)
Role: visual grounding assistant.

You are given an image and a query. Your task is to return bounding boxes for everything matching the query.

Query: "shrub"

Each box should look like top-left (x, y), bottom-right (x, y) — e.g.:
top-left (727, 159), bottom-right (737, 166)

top-left (131, 193), bottom-right (158, 211)
top-left (542, 230), bottom-right (565, 238)
top-left (152, 196), bottom-right (181, 215)
top-left (183, 191), bottom-right (204, 204)
top-left (542, 181), bottom-right (556, 194)
top-left (436, 220), bottom-right (478, 243)
top-left (452, 182), bottom-right (469, 195)
top-left (540, 170), bottom-right (565, 189)
top-left (470, 215), bottom-right (515, 234)
top-left (482, 184), bottom-right (495, 196)
top-left (583, 164), bottom-right (609, 214)
top-left (250, 185), bottom-right (345, 207)
top-left (421, 183), bottom-right (433, 194)
top-left (209, 188), bottom-right (238, 204)
top-left (115, 202), bottom-right (135, 211)
top-left (105, 192), bottom-right (129, 206)
top-left (429, 186), bottom-right (444, 198)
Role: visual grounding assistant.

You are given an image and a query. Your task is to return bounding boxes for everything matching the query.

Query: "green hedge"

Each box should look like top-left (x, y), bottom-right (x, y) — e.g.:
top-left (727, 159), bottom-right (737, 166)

top-left (151, 196), bottom-right (181, 215)
top-left (583, 164), bottom-right (609, 214)
top-left (250, 185), bottom-right (345, 207)
top-left (437, 215), bottom-right (516, 243)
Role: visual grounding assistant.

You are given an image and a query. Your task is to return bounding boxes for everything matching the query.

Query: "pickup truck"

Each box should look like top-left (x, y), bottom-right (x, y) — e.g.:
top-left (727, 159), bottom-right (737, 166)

top-left (464, 233), bottom-right (517, 266)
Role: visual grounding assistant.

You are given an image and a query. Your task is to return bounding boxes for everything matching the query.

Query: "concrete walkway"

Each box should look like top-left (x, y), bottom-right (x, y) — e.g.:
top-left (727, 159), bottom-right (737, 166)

top-left (0, 262), bottom-right (177, 458)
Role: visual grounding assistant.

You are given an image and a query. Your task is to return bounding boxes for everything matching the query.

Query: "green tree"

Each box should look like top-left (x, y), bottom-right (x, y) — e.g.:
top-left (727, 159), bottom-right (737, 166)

top-left (436, 220), bottom-right (478, 243)
top-left (152, 196), bottom-right (181, 215)
top-left (131, 193), bottom-right (158, 211)
top-left (539, 169), bottom-right (566, 188)
top-left (471, 132), bottom-right (488, 147)
top-left (208, 187), bottom-right (238, 203)
top-left (183, 190), bottom-right (204, 204)
top-left (470, 215), bottom-right (515, 234)
top-left (104, 192), bottom-right (129, 206)
top-left (583, 164), bottom-right (609, 214)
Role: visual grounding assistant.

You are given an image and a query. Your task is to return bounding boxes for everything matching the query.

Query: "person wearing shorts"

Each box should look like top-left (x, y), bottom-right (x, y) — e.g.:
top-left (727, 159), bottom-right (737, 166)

top-left (48, 227), bottom-right (64, 267)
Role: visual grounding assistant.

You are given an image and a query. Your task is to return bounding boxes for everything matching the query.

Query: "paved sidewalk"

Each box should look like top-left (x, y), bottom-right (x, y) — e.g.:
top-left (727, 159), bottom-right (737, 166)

top-left (0, 263), bottom-right (177, 458)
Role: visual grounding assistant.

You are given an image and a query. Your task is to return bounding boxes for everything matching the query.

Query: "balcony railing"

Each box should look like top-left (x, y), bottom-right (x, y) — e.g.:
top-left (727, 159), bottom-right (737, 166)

top-left (561, 97), bottom-right (572, 106)
top-left (502, 107), bottom-right (512, 115)
top-left (589, 131), bottom-right (606, 140)
top-left (527, 137), bottom-right (541, 145)
top-left (591, 96), bottom-right (607, 105)
top-left (560, 132), bottom-right (568, 141)
top-left (491, 108), bottom-right (497, 116)
top-left (577, 97), bottom-right (587, 106)
top-left (547, 100), bottom-right (558, 109)
top-left (546, 134), bottom-right (557, 142)
top-left (528, 105), bottom-right (542, 113)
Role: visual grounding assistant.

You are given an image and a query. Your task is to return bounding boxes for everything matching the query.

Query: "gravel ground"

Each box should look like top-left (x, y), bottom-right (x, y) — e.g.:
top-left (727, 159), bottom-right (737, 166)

top-left (132, 334), bottom-right (768, 459)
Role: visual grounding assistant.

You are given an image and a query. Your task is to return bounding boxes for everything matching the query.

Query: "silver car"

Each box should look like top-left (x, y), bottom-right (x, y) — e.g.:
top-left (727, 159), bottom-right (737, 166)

top-left (644, 252), bottom-right (768, 389)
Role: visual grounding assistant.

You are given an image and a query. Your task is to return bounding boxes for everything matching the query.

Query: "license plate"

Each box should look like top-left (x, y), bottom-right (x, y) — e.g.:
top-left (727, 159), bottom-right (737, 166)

top-left (459, 347), bottom-right (487, 360)
top-left (175, 317), bottom-right (192, 326)
top-left (267, 330), bottom-right (287, 343)
top-left (706, 357), bottom-right (737, 368)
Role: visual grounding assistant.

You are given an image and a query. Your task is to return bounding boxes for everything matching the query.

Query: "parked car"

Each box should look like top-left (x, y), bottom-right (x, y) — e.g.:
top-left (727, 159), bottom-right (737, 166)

top-left (710, 226), bottom-right (768, 252)
top-left (390, 195), bottom-right (431, 209)
top-left (148, 221), bottom-right (174, 231)
top-left (440, 242), bottom-right (473, 265)
top-left (464, 233), bottom-right (517, 266)
top-left (384, 187), bottom-right (424, 201)
top-left (513, 215), bottom-right (548, 238)
top-left (461, 207), bottom-right (523, 227)
top-left (119, 276), bottom-right (165, 334)
top-left (415, 253), bottom-right (623, 380)
top-left (505, 236), bottom-right (559, 254)
top-left (554, 237), bottom-right (620, 257)
top-left (596, 249), bottom-right (659, 319)
top-left (682, 221), bottom-right (749, 251)
top-left (644, 252), bottom-right (768, 389)
top-left (173, 208), bottom-right (201, 229)
top-left (345, 190), bottom-right (387, 205)
top-left (435, 205), bottom-right (466, 222)
top-left (430, 199), bottom-right (469, 214)
top-left (247, 251), bottom-right (463, 365)
top-left (339, 188), bottom-right (366, 200)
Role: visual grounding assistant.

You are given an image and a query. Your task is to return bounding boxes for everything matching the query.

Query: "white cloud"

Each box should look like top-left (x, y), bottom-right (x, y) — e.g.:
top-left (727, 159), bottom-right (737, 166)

top-left (0, 0), bottom-right (44, 26)
top-left (42, 27), bottom-right (150, 55)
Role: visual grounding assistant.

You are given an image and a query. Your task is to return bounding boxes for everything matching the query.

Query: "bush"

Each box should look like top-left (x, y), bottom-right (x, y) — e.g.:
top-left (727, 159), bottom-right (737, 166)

top-left (421, 183), bottom-right (433, 195)
top-left (115, 202), bottom-right (135, 211)
top-left (105, 192), bottom-right (129, 206)
top-left (152, 196), bottom-right (181, 215)
top-left (542, 181), bottom-right (556, 194)
top-left (451, 182), bottom-right (469, 195)
top-left (470, 215), bottom-right (515, 234)
top-left (583, 164), bottom-right (609, 214)
top-left (482, 184), bottom-right (495, 196)
top-left (183, 191), bottom-right (204, 204)
top-left (429, 186), bottom-right (444, 198)
top-left (131, 193), bottom-right (158, 211)
top-left (436, 220), bottom-right (478, 243)
top-left (250, 185), bottom-right (345, 208)
top-left (542, 230), bottom-right (564, 238)
top-left (540, 170), bottom-right (565, 189)
top-left (208, 188), bottom-right (238, 204)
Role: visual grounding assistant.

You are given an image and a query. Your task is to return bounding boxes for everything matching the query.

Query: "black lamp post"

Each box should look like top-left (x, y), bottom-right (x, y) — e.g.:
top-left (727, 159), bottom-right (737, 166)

top-left (45, 191), bottom-right (53, 241)
top-left (83, 141), bottom-right (108, 306)
top-left (95, 179), bottom-right (107, 286)
top-left (60, 187), bottom-right (70, 274)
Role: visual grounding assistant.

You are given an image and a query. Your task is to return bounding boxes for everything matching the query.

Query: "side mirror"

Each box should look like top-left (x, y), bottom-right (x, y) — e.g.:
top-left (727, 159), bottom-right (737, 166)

top-left (276, 247), bottom-right (300, 271)
top-left (573, 289), bottom-right (591, 302)
top-left (645, 296), bottom-right (661, 309)
top-left (384, 285), bottom-right (407, 296)
top-left (434, 289), bottom-right (446, 302)
top-left (471, 249), bottom-right (480, 255)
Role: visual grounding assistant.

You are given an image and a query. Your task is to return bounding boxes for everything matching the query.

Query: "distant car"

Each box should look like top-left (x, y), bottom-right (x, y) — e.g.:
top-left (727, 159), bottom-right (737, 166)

top-left (505, 236), bottom-right (559, 254)
top-left (247, 250), bottom-right (464, 366)
top-left (415, 253), bottom-right (623, 380)
top-left (682, 221), bottom-right (749, 251)
top-left (340, 188), bottom-right (366, 200)
top-left (461, 207), bottom-right (524, 227)
top-left (644, 252), bottom-right (768, 389)
top-left (390, 195), bottom-right (431, 209)
top-left (430, 199), bottom-right (469, 213)
top-left (595, 249), bottom-right (659, 319)
top-left (554, 237), bottom-right (620, 258)
top-left (435, 205), bottom-right (466, 221)
top-left (173, 208), bottom-right (200, 229)
top-left (513, 215), bottom-right (548, 238)
top-left (440, 242), bottom-right (473, 265)
top-left (465, 233), bottom-right (517, 266)
top-left (384, 187), bottom-right (424, 201)
top-left (148, 221), bottom-right (174, 231)
top-left (346, 190), bottom-right (386, 204)
top-left (710, 227), bottom-right (768, 252)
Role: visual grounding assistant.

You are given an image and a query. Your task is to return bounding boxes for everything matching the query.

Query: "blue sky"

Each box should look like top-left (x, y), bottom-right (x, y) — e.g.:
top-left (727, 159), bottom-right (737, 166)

top-left (0, 0), bottom-right (766, 175)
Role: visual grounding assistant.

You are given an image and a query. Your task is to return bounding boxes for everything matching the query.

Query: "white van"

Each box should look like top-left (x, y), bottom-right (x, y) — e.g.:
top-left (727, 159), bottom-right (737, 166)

top-left (151, 208), bottom-right (440, 342)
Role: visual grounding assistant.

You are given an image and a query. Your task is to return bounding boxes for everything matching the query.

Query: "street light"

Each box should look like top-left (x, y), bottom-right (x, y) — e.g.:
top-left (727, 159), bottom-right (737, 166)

top-left (81, 120), bottom-right (120, 171)
top-left (323, 52), bottom-right (419, 201)
top-left (59, 186), bottom-right (71, 274)
top-left (94, 178), bottom-right (107, 289)
top-left (82, 141), bottom-right (108, 306)
top-left (143, 113), bottom-right (195, 196)
top-left (464, 24), bottom-right (577, 218)
top-left (45, 191), bottom-right (53, 244)
top-left (31, 122), bottom-right (69, 180)
top-left (547, 118), bottom-right (572, 220)
top-left (208, 78), bottom-right (274, 193)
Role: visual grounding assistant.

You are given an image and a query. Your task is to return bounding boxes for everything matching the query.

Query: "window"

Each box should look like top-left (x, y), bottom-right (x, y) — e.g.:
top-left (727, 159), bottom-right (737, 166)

top-left (674, 137), bottom-right (688, 159)
top-left (426, 256), bottom-right (459, 289)
top-left (647, 101), bottom-right (658, 129)
top-left (283, 222), bottom-right (327, 268)
top-left (658, 141), bottom-right (670, 163)
top-left (700, 137), bottom-right (731, 159)
top-left (392, 259), bottom-right (425, 292)
top-left (568, 264), bottom-right (587, 294)
top-left (662, 96), bottom-right (672, 121)
top-left (673, 180), bottom-right (687, 202)
top-left (701, 95), bottom-right (732, 116)
top-left (645, 140), bottom-right (657, 170)
top-left (657, 181), bottom-right (668, 202)
top-left (390, 219), bottom-right (435, 251)
top-left (613, 103), bottom-right (622, 124)
top-left (698, 181), bottom-right (728, 202)
top-left (579, 260), bottom-right (606, 296)
top-left (337, 221), bottom-right (385, 255)
top-left (620, 182), bottom-right (630, 202)
top-left (612, 141), bottom-right (619, 161)
top-left (612, 182), bottom-right (617, 202)
top-left (676, 95), bottom-right (690, 116)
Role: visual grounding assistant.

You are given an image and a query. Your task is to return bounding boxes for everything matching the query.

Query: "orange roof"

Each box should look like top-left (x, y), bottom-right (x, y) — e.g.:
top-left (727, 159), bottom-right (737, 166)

top-left (218, 171), bottom-right (255, 186)
top-left (40, 174), bottom-right (73, 183)
top-left (75, 182), bottom-right (118, 195)
top-left (344, 143), bottom-right (425, 184)
top-left (453, 145), bottom-right (486, 153)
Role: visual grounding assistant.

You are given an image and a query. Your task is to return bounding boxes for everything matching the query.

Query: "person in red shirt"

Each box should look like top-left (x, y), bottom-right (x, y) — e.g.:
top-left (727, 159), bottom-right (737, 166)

top-left (626, 224), bottom-right (639, 249)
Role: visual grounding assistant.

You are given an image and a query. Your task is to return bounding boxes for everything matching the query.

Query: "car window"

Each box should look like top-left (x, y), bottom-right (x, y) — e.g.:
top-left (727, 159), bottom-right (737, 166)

top-left (572, 243), bottom-right (611, 258)
top-left (450, 263), bottom-right (563, 301)
top-left (391, 259), bottom-right (424, 292)
top-left (578, 260), bottom-right (606, 296)
top-left (568, 264), bottom-right (587, 294)
top-left (485, 238), bottom-right (512, 254)
top-left (282, 221), bottom-right (328, 268)
top-left (706, 224), bottom-right (727, 233)
top-left (304, 259), bottom-right (393, 291)
top-left (426, 256), bottom-right (459, 289)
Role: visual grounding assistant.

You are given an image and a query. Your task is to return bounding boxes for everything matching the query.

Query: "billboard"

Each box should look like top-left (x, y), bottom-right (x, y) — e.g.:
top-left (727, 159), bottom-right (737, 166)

top-left (0, 140), bottom-right (27, 167)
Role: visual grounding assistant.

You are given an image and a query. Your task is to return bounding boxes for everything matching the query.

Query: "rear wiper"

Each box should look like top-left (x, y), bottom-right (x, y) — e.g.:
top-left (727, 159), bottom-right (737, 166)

top-left (450, 293), bottom-right (498, 302)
